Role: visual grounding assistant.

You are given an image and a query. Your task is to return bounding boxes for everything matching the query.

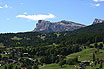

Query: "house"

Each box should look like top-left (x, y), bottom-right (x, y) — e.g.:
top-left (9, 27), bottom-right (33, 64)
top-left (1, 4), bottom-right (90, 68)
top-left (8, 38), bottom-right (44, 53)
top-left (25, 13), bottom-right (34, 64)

top-left (2, 57), bottom-right (8, 61)
top-left (19, 58), bottom-right (24, 63)
top-left (20, 67), bottom-right (27, 69)
top-left (12, 57), bottom-right (18, 61)
top-left (0, 63), bottom-right (4, 67)
top-left (79, 61), bottom-right (90, 69)
top-left (81, 61), bottom-right (90, 66)
top-left (23, 53), bottom-right (28, 57)
top-left (13, 60), bottom-right (18, 64)
top-left (3, 51), bottom-right (11, 55)
top-left (34, 59), bottom-right (38, 63)
top-left (99, 59), bottom-right (104, 64)
top-left (17, 53), bottom-right (21, 57)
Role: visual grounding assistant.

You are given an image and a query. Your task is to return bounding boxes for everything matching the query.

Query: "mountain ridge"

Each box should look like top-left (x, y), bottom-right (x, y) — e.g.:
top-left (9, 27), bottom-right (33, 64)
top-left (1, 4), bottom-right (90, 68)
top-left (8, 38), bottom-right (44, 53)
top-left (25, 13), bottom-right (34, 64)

top-left (33, 20), bottom-right (86, 33)
top-left (93, 18), bottom-right (104, 24)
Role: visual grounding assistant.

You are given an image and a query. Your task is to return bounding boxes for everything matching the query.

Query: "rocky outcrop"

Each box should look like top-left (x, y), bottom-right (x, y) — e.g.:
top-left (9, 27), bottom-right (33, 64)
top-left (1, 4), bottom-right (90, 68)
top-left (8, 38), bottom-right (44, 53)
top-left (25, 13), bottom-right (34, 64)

top-left (33, 20), bottom-right (86, 33)
top-left (93, 18), bottom-right (104, 24)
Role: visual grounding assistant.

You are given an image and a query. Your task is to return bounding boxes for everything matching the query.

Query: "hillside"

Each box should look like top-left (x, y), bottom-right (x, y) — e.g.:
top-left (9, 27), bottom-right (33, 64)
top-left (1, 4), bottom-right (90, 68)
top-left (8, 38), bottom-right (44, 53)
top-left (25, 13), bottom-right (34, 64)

top-left (0, 23), bottom-right (104, 47)
top-left (61, 22), bottom-right (104, 45)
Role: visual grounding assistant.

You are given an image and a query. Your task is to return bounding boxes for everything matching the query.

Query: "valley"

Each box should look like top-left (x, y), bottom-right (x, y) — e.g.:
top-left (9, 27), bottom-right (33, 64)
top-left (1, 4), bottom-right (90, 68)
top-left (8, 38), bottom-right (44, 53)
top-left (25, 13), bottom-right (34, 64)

top-left (0, 22), bottom-right (104, 69)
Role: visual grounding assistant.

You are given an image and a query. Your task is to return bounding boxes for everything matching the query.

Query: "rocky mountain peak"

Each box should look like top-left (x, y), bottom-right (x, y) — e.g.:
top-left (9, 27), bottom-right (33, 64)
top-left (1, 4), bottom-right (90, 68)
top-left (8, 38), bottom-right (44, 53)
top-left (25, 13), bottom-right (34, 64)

top-left (38, 20), bottom-right (50, 23)
top-left (93, 18), bottom-right (104, 24)
top-left (33, 20), bottom-right (86, 33)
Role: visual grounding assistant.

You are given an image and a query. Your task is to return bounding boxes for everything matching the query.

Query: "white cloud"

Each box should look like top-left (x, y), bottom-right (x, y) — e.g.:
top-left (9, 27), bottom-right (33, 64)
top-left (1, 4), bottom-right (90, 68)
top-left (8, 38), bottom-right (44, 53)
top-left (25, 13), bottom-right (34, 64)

top-left (90, 3), bottom-right (100, 6)
top-left (4, 4), bottom-right (8, 8)
top-left (16, 14), bottom-right (55, 20)
top-left (93, 0), bottom-right (104, 2)
top-left (95, 3), bottom-right (100, 6)
top-left (0, 6), bottom-right (3, 8)
top-left (0, 4), bottom-right (10, 9)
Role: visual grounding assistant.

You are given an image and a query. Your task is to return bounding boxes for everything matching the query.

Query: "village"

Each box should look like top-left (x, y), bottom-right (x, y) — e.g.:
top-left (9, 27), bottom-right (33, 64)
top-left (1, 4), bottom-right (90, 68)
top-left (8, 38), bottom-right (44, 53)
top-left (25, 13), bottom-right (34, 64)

top-left (0, 47), bottom-right (104, 69)
top-left (0, 48), bottom-right (40, 69)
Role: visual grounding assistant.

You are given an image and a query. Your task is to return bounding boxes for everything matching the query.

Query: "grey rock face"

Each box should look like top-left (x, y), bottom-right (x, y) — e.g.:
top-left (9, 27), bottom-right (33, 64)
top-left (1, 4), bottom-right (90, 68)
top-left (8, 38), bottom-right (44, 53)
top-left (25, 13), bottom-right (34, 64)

top-left (33, 20), bottom-right (86, 33)
top-left (93, 18), bottom-right (104, 24)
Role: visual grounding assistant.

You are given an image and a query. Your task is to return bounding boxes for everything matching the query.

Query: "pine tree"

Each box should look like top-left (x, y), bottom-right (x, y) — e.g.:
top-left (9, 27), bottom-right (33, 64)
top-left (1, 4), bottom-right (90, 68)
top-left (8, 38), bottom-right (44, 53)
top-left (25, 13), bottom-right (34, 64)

top-left (99, 63), bottom-right (103, 69)
top-left (5, 65), bottom-right (7, 69)
top-left (15, 66), bottom-right (18, 69)
top-left (93, 53), bottom-right (95, 61)
top-left (33, 64), bottom-right (38, 69)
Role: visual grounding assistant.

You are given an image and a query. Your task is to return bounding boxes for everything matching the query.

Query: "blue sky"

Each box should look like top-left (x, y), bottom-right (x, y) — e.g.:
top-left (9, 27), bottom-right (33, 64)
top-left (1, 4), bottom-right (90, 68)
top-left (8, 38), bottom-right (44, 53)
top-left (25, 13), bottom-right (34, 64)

top-left (0, 0), bottom-right (104, 33)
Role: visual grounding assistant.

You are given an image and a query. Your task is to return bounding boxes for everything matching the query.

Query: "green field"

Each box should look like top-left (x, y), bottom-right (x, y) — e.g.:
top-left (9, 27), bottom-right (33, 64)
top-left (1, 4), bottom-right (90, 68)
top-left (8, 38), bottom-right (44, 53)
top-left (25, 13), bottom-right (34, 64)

top-left (67, 48), bottom-right (104, 61)
top-left (67, 48), bottom-right (95, 61)
top-left (40, 64), bottom-right (78, 69)
top-left (11, 36), bottom-right (22, 40)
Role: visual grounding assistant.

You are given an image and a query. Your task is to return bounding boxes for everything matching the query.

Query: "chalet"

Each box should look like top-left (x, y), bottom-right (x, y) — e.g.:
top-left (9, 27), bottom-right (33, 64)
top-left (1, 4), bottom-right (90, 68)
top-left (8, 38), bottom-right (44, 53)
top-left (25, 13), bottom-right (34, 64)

top-left (79, 61), bottom-right (90, 69)
top-left (0, 62), bottom-right (5, 66)
top-left (34, 59), bottom-right (38, 63)
top-left (13, 60), bottom-right (18, 64)
top-left (12, 57), bottom-right (18, 61)
top-left (19, 58), bottom-right (24, 63)
top-left (0, 64), bottom-right (1, 67)
top-left (3, 51), bottom-right (11, 55)
top-left (23, 53), bottom-right (28, 57)
top-left (20, 67), bottom-right (27, 69)
top-left (81, 61), bottom-right (90, 66)
top-left (2, 57), bottom-right (8, 61)
top-left (99, 59), bottom-right (104, 64)
top-left (13, 49), bottom-right (16, 52)
top-left (17, 53), bottom-right (21, 57)
top-left (0, 63), bottom-right (3, 67)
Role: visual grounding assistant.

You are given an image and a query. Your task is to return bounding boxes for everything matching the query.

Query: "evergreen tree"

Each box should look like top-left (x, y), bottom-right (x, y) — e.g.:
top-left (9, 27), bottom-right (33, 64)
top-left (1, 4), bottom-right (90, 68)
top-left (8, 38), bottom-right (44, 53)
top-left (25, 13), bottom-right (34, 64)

top-left (94, 43), bottom-right (98, 48)
top-left (59, 60), bottom-right (65, 67)
top-left (94, 61), bottom-right (97, 66)
top-left (99, 43), bottom-right (103, 49)
top-left (99, 63), bottom-right (103, 69)
top-left (8, 65), bottom-right (13, 69)
top-left (33, 64), bottom-right (38, 69)
top-left (15, 66), bottom-right (18, 69)
top-left (5, 65), bottom-right (7, 69)
top-left (93, 53), bottom-right (95, 61)
top-left (0, 54), bottom-right (2, 61)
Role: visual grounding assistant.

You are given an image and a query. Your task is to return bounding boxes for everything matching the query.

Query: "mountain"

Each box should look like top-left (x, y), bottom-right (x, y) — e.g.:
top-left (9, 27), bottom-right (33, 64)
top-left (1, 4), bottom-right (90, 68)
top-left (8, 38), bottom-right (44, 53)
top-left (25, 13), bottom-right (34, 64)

top-left (1, 22), bottom-right (104, 47)
top-left (33, 20), bottom-right (86, 33)
top-left (93, 18), bottom-right (104, 24)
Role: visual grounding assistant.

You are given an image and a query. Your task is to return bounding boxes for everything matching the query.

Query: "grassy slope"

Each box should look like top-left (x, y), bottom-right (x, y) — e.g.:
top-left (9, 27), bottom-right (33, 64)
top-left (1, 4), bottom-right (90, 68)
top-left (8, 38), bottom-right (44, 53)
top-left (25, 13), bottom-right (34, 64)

top-left (66, 48), bottom-right (104, 69)
top-left (90, 42), bottom-right (104, 46)
top-left (67, 48), bottom-right (104, 61)
top-left (40, 64), bottom-right (78, 69)
top-left (67, 48), bottom-right (96, 61)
